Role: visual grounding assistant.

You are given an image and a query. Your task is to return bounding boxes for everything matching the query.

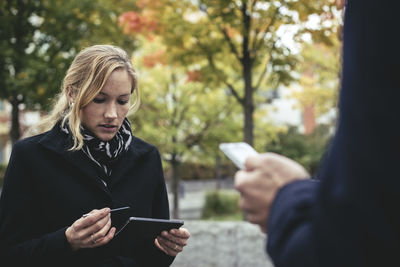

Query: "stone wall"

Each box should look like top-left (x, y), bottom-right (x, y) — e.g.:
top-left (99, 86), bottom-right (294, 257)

top-left (171, 220), bottom-right (275, 267)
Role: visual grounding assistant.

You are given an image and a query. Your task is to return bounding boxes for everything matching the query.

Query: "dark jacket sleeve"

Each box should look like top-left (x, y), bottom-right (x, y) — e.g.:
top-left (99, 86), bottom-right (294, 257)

top-left (266, 1), bottom-right (400, 266)
top-left (0, 142), bottom-right (72, 266)
top-left (267, 180), bottom-right (319, 267)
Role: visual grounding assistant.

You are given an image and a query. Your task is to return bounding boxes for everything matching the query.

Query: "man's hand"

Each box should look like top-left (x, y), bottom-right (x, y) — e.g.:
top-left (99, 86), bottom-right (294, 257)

top-left (235, 153), bottom-right (309, 233)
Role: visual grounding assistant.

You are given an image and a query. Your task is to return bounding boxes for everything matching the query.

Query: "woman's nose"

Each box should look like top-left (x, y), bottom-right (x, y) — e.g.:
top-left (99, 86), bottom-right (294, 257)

top-left (105, 103), bottom-right (117, 119)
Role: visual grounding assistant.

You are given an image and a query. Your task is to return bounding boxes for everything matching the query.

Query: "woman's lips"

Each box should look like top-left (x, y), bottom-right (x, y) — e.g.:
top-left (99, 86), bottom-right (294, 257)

top-left (99, 124), bottom-right (118, 132)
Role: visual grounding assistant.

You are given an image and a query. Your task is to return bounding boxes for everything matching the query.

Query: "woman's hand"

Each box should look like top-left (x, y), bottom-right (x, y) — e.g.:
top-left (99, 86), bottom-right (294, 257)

top-left (65, 208), bottom-right (116, 251)
top-left (155, 227), bottom-right (190, 256)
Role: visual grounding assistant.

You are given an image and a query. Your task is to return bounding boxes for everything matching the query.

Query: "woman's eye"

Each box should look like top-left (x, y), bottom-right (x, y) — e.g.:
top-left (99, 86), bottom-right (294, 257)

top-left (93, 98), bottom-right (105, 103)
top-left (118, 100), bottom-right (129, 105)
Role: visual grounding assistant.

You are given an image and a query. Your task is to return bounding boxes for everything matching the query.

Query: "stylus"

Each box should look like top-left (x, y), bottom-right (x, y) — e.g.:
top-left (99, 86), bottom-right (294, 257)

top-left (82, 206), bottom-right (130, 218)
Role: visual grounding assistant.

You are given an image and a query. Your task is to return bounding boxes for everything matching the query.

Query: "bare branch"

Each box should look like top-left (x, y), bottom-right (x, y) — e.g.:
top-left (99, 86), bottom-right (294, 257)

top-left (176, 105), bottom-right (190, 126)
top-left (231, 0), bottom-right (241, 10)
top-left (206, 52), bottom-right (244, 105)
top-left (220, 25), bottom-right (242, 62)
top-left (185, 104), bottom-right (231, 149)
top-left (185, 122), bottom-right (211, 148)
top-left (224, 81), bottom-right (244, 106)
top-left (254, 41), bottom-right (277, 91)
top-left (195, 44), bottom-right (243, 104)
top-left (198, 1), bottom-right (242, 63)
top-left (252, 5), bottom-right (281, 57)
top-left (254, 63), bottom-right (269, 92)
top-left (250, 0), bottom-right (258, 13)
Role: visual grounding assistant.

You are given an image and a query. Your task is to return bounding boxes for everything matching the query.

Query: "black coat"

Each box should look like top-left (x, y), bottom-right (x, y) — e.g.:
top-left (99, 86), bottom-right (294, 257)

top-left (266, 1), bottom-right (400, 266)
top-left (0, 123), bottom-right (174, 267)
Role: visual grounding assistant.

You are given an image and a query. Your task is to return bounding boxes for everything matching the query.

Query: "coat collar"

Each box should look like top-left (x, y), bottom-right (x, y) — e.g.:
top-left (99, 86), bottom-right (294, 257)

top-left (38, 122), bottom-right (153, 192)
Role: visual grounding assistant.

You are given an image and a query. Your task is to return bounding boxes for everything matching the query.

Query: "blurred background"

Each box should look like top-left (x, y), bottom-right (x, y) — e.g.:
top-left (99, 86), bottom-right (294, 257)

top-left (0, 0), bottom-right (344, 266)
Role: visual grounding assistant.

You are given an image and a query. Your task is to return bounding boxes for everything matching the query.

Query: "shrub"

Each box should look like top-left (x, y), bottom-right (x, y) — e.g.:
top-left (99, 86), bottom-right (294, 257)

top-left (201, 190), bottom-right (241, 220)
top-left (267, 125), bottom-right (333, 175)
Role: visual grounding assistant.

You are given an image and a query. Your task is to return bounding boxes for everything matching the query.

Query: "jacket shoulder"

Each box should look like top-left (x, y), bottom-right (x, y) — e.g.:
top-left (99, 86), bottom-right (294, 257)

top-left (131, 136), bottom-right (159, 156)
top-left (12, 133), bottom-right (47, 152)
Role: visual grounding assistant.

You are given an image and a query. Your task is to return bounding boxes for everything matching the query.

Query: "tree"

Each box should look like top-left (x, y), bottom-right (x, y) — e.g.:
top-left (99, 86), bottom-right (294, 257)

top-left (0, 0), bottom-right (41, 143)
top-left (120, 0), bottom-right (343, 146)
top-left (0, 0), bottom-right (136, 143)
top-left (289, 40), bottom-right (342, 134)
top-left (267, 124), bottom-right (332, 175)
top-left (129, 37), bottom-right (241, 218)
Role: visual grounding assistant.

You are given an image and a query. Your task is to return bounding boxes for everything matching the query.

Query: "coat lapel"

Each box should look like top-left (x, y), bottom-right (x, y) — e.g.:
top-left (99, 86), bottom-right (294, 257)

top-left (108, 136), bottom-right (148, 188)
top-left (38, 124), bottom-right (112, 198)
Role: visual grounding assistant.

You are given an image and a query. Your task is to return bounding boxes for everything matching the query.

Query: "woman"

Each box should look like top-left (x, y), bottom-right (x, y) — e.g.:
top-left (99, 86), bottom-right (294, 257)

top-left (0, 45), bottom-right (190, 266)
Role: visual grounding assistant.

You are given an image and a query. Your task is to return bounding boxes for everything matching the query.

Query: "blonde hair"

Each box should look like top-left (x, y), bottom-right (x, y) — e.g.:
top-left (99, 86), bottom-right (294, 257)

top-left (37, 44), bottom-right (140, 150)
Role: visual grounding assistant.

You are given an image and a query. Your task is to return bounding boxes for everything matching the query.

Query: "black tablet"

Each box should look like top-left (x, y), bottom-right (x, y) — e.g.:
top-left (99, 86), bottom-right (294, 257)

top-left (115, 216), bottom-right (184, 240)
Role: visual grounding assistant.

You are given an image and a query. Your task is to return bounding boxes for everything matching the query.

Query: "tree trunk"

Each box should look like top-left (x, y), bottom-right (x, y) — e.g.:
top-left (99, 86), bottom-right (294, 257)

top-left (215, 155), bottom-right (221, 190)
top-left (243, 68), bottom-right (254, 146)
top-left (241, 2), bottom-right (254, 146)
top-left (10, 98), bottom-right (21, 144)
top-left (171, 153), bottom-right (180, 219)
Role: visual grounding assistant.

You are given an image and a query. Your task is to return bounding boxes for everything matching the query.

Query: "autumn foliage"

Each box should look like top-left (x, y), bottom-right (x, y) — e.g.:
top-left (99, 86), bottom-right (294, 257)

top-left (118, 11), bottom-right (158, 35)
top-left (186, 70), bottom-right (202, 83)
top-left (142, 49), bottom-right (166, 68)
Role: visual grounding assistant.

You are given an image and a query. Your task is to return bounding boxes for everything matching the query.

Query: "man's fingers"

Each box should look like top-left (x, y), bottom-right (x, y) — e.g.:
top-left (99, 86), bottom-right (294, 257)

top-left (234, 170), bottom-right (247, 190)
top-left (246, 211), bottom-right (267, 224)
top-left (244, 153), bottom-right (270, 170)
top-left (235, 169), bottom-right (260, 191)
top-left (236, 170), bottom-right (271, 197)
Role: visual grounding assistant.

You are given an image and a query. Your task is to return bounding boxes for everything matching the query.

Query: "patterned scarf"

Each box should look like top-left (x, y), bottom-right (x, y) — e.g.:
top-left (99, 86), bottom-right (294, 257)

top-left (61, 118), bottom-right (132, 178)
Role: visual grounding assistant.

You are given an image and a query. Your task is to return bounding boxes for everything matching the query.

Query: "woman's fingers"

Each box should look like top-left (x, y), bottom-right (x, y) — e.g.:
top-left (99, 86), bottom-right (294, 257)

top-left (160, 234), bottom-right (184, 250)
top-left (91, 226), bottom-right (116, 247)
top-left (154, 238), bottom-right (169, 254)
top-left (155, 228), bottom-right (191, 256)
top-left (164, 228), bottom-right (190, 246)
top-left (72, 208), bottom-right (110, 234)
top-left (90, 218), bottom-right (112, 244)
top-left (83, 212), bottom-right (111, 239)
top-left (156, 236), bottom-right (182, 256)
top-left (66, 208), bottom-right (114, 250)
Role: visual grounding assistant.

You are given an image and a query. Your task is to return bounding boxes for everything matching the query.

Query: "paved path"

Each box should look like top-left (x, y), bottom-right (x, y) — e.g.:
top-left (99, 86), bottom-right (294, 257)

top-left (171, 220), bottom-right (274, 267)
top-left (167, 181), bottom-right (275, 266)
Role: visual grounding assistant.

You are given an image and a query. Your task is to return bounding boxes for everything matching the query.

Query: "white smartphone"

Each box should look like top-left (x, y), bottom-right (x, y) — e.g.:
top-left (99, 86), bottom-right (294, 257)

top-left (219, 142), bottom-right (258, 169)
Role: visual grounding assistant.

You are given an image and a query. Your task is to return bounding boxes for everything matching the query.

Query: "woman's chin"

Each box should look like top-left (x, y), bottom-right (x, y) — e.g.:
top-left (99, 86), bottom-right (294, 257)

top-left (95, 132), bottom-right (117, 141)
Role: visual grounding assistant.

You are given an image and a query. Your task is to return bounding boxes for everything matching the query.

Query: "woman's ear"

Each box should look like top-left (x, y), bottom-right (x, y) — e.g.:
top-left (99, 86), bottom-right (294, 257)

top-left (66, 86), bottom-right (76, 105)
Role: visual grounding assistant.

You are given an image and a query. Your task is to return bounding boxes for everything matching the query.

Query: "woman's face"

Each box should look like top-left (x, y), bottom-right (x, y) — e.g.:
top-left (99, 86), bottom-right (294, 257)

top-left (80, 69), bottom-right (132, 141)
